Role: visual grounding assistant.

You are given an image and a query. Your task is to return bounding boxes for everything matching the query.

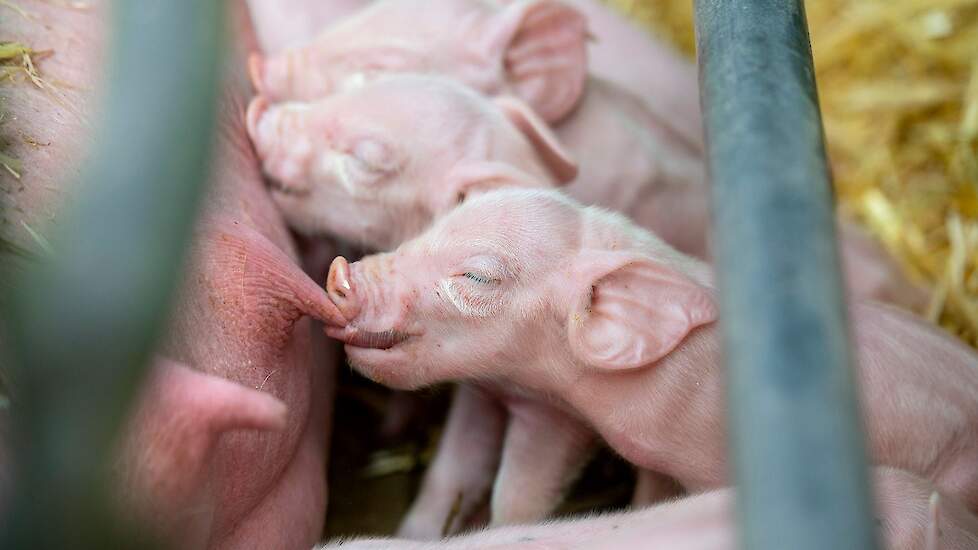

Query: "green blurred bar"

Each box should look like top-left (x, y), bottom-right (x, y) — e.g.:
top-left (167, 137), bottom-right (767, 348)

top-left (694, 1), bottom-right (878, 549)
top-left (1, 1), bottom-right (225, 547)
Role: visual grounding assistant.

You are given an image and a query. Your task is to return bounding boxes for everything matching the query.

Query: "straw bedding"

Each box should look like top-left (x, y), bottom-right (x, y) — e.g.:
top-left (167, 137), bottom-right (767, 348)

top-left (608, 0), bottom-right (978, 346)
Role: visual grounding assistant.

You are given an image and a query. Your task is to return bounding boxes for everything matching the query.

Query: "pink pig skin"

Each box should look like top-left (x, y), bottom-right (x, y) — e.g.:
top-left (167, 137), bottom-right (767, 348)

top-left (114, 358), bottom-right (288, 547)
top-left (244, 72), bottom-right (595, 539)
top-left (2, 2), bottom-right (345, 548)
top-left (246, 0), bottom-right (928, 310)
top-left (248, 0), bottom-right (706, 238)
top-left (247, 0), bottom-right (923, 533)
top-left (396, 385), bottom-right (594, 534)
top-left (246, 0), bottom-right (370, 53)
top-left (247, 70), bottom-right (926, 538)
top-left (556, 0), bottom-right (703, 148)
top-left (246, 74), bottom-right (575, 251)
top-left (318, 468), bottom-right (978, 550)
top-left (395, 384), bottom-right (595, 539)
top-left (396, 385), bottom-right (507, 539)
top-left (246, 68), bottom-right (929, 531)
top-left (323, 189), bottom-right (978, 516)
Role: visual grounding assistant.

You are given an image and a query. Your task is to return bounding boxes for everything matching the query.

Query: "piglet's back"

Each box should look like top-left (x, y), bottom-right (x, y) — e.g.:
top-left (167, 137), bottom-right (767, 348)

top-left (852, 302), bottom-right (978, 511)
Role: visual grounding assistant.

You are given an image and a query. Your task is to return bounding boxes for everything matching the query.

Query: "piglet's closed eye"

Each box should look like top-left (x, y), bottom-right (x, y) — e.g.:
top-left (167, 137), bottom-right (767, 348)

top-left (567, 252), bottom-right (717, 370)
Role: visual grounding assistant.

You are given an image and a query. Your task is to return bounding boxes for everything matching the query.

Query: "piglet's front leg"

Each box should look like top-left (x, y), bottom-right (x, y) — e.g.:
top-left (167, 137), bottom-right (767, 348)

top-left (632, 469), bottom-right (685, 508)
top-left (489, 396), bottom-right (595, 527)
top-left (398, 385), bottom-right (507, 539)
top-left (400, 390), bottom-right (595, 539)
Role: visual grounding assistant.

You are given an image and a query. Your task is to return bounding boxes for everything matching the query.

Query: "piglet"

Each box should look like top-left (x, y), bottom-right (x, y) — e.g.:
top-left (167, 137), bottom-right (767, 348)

top-left (322, 189), bottom-right (978, 516)
top-left (319, 468), bottom-right (978, 550)
top-left (246, 73), bottom-right (576, 250)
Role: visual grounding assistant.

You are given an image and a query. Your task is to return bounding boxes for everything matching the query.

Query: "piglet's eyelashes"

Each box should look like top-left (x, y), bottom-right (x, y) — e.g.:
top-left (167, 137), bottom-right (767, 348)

top-left (436, 257), bottom-right (508, 316)
top-left (454, 255), bottom-right (508, 285)
top-left (462, 272), bottom-right (500, 285)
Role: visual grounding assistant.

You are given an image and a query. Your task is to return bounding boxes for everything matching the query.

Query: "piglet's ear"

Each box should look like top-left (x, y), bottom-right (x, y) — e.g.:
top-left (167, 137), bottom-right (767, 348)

top-left (439, 161), bottom-right (547, 212)
top-left (486, 0), bottom-right (588, 124)
top-left (495, 95), bottom-right (578, 184)
top-left (568, 252), bottom-right (717, 370)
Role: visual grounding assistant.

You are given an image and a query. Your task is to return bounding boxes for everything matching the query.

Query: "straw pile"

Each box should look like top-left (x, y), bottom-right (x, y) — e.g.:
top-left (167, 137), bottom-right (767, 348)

top-left (607, 0), bottom-right (978, 347)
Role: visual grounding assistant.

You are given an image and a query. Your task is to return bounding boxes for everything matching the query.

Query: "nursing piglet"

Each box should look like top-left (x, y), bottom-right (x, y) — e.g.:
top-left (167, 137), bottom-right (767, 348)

top-left (319, 468), bottom-right (978, 550)
top-left (322, 189), bottom-right (978, 515)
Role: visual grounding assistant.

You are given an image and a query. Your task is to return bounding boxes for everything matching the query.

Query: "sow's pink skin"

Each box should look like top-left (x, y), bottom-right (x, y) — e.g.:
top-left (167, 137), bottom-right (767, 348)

top-left (247, 0), bottom-right (928, 311)
top-left (323, 189), bottom-right (978, 517)
top-left (318, 469), bottom-right (978, 550)
top-left (3, 2), bottom-right (346, 548)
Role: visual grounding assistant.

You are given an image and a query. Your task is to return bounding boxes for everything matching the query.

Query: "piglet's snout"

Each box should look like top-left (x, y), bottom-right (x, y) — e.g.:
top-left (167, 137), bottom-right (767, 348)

top-left (245, 95), bottom-right (268, 146)
top-left (327, 256), bottom-right (361, 322)
top-left (248, 51), bottom-right (293, 102)
top-left (247, 53), bottom-right (266, 95)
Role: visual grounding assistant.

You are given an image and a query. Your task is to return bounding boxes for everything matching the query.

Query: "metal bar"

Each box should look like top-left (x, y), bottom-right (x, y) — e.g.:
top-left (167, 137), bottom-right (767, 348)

top-left (1, 1), bottom-right (225, 546)
top-left (693, 2), bottom-right (878, 549)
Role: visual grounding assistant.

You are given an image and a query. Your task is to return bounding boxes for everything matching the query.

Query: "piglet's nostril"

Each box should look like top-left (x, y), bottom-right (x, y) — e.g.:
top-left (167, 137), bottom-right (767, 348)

top-left (327, 256), bottom-right (360, 321)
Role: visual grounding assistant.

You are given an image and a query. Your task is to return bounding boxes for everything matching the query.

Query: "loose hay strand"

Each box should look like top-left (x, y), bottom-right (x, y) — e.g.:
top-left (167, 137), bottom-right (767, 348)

top-left (20, 220), bottom-right (54, 257)
top-left (0, 151), bottom-right (21, 179)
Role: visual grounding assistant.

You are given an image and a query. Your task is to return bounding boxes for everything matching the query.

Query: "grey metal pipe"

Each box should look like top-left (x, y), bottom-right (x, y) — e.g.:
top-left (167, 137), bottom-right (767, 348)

top-left (0, 2), bottom-right (225, 546)
top-left (693, 2), bottom-right (879, 549)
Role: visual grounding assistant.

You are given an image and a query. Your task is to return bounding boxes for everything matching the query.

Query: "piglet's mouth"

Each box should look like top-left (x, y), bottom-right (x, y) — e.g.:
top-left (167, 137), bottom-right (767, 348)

top-left (325, 326), bottom-right (412, 350)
